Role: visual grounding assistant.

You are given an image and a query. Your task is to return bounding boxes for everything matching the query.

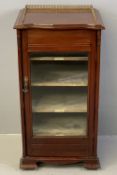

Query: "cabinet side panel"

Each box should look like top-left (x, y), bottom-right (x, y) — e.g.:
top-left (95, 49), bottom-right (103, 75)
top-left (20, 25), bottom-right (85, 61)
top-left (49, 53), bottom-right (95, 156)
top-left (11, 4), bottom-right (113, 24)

top-left (85, 31), bottom-right (97, 157)
top-left (93, 30), bottom-right (101, 155)
top-left (17, 30), bottom-right (26, 156)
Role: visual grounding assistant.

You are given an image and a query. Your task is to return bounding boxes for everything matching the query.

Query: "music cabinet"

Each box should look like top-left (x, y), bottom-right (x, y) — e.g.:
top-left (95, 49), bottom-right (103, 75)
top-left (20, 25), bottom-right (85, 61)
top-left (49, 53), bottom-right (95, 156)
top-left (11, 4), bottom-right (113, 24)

top-left (14, 5), bottom-right (105, 170)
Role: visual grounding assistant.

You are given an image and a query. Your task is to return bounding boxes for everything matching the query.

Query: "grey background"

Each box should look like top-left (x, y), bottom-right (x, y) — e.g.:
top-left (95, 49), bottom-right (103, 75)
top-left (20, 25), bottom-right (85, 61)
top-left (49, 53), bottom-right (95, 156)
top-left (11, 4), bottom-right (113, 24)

top-left (0, 0), bottom-right (117, 135)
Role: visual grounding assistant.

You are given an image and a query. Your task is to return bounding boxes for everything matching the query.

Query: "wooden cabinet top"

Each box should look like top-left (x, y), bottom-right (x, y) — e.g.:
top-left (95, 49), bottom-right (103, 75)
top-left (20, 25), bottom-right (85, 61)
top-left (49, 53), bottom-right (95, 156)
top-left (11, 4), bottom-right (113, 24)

top-left (14, 5), bottom-right (105, 30)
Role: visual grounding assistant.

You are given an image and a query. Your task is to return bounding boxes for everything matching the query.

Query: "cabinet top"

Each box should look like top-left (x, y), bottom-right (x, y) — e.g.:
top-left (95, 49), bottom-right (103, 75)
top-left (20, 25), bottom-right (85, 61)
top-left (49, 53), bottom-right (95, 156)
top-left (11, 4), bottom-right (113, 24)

top-left (14, 5), bottom-right (105, 30)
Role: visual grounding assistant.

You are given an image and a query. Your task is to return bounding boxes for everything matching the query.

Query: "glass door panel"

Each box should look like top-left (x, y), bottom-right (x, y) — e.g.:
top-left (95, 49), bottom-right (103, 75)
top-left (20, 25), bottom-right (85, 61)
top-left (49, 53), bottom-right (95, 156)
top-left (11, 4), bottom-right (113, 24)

top-left (33, 113), bottom-right (87, 136)
top-left (31, 62), bottom-right (88, 87)
top-left (30, 52), bottom-right (88, 137)
top-left (32, 87), bottom-right (87, 113)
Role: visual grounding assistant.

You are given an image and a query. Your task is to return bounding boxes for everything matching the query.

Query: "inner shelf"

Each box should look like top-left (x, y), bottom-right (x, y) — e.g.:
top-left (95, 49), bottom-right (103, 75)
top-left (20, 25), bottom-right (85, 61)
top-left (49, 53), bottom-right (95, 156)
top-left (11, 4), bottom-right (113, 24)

top-left (33, 113), bottom-right (87, 136)
top-left (31, 62), bottom-right (88, 87)
top-left (32, 87), bottom-right (87, 113)
top-left (30, 56), bottom-right (88, 61)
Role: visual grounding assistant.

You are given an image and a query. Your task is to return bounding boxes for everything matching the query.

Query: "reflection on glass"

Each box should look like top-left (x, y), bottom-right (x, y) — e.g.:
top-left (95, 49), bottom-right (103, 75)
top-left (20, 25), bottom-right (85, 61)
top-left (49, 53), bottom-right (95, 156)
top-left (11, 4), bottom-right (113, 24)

top-left (33, 113), bottom-right (87, 136)
top-left (32, 87), bottom-right (87, 113)
top-left (30, 53), bottom-right (88, 137)
top-left (31, 62), bottom-right (88, 87)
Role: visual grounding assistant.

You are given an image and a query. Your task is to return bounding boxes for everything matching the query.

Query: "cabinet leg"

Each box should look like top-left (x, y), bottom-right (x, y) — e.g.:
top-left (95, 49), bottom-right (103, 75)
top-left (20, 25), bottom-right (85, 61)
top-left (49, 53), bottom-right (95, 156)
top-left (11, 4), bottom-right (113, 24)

top-left (84, 158), bottom-right (100, 170)
top-left (20, 157), bottom-right (100, 170)
top-left (20, 158), bottom-right (38, 170)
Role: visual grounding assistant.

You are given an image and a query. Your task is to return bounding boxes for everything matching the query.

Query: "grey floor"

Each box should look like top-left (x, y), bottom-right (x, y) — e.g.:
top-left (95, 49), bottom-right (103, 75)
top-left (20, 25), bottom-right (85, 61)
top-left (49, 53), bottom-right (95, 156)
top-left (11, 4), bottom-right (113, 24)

top-left (0, 134), bottom-right (117, 174)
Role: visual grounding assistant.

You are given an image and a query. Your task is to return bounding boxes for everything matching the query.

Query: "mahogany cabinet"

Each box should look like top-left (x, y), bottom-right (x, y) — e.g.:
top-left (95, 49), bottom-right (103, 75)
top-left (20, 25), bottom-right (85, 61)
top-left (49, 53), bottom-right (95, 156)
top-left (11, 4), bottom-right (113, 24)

top-left (14, 5), bottom-right (105, 170)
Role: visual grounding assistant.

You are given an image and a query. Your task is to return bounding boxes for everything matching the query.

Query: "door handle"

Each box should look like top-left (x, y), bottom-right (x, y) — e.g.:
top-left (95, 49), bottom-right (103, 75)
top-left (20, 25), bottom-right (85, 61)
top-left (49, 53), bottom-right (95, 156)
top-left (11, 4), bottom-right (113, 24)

top-left (23, 76), bottom-right (29, 93)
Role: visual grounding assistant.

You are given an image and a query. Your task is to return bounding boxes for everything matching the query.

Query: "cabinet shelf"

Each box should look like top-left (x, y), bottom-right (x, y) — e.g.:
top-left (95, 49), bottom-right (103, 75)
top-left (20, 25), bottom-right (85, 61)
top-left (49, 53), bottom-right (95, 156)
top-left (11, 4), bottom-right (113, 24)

top-left (33, 113), bottom-right (87, 136)
top-left (31, 62), bottom-right (88, 87)
top-left (32, 88), bottom-right (87, 113)
top-left (30, 56), bottom-right (88, 61)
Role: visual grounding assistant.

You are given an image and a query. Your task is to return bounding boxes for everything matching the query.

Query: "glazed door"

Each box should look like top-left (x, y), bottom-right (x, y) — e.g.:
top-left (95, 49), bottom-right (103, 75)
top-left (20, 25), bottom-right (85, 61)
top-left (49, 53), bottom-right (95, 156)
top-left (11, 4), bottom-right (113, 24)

top-left (22, 31), bottom-right (96, 157)
top-left (30, 52), bottom-right (88, 138)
